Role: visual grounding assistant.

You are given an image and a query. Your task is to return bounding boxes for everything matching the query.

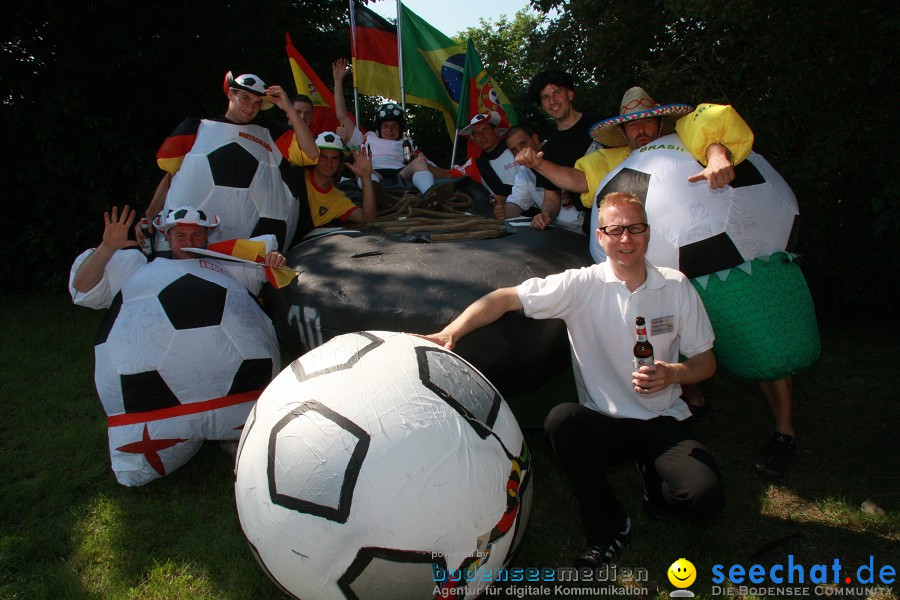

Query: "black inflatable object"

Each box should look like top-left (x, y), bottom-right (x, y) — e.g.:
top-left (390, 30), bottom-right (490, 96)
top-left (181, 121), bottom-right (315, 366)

top-left (263, 219), bottom-right (594, 394)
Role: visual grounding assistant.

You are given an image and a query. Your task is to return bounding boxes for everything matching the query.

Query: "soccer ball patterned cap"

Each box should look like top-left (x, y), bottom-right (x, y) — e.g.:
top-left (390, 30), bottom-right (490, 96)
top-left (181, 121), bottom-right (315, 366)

top-left (315, 131), bottom-right (349, 153)
top-left (374, 102), bottom-right (405, 130)
top-left (224, 71), bottom-right (274, 110)
top-left (154, 206), bottom-right (221, 232)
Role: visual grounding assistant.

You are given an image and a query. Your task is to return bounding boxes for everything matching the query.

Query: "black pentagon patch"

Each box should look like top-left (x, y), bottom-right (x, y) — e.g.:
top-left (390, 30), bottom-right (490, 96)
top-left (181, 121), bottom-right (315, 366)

top-left (121, 370), bottom-right (180, 413)
top-left (290, 332), bottom-right (384, 381)
top-left (338, 547), bottom-right (447, 600)
top-left (596, 167), bottom-right (651, 204)
top-left (729, 159), bottom-right (766, 188)
top-left (280, 159), bottom-right (306, 198)
top-left (679, 232), bottom-right (745, 279)
top-left (416, 346), bottom-right (501, 439)
top-left (94, 291), bottom-right (123, 346)
top-left (158, 274), bottom-right (227, 330)
top-left (250, 218), bottom-right (287, 251)
top-left (267, 400), bottom-right (370, 523)
top-left (228, 358), bottom-right (273, 395)
top-left (207, 142), bottom-right (259, 188)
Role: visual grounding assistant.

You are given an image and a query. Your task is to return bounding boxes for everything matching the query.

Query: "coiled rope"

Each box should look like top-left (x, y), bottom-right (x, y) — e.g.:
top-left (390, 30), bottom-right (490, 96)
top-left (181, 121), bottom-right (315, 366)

top-left (368, 187), bottom-right (508, 242)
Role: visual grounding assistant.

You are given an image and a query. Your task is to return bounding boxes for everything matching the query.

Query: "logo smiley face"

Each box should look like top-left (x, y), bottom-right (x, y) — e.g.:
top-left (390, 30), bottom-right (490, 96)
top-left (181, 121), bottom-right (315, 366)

top-left (668, 558), bottom-right (697, 588)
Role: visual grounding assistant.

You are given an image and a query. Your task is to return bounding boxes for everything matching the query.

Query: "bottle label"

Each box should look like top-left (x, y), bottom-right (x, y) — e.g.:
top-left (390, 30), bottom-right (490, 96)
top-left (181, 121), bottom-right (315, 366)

top-left (634, 355), bottom-right (654, 369)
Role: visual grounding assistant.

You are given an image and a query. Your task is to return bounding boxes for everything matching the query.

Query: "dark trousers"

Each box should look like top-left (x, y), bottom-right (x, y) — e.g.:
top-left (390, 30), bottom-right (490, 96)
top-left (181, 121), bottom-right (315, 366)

top-left (544, 402), bottom-right (724, 545)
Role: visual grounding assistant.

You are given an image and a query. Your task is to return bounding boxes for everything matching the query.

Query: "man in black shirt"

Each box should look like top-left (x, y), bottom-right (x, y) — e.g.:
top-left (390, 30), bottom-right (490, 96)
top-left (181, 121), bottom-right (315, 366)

top-left (524, 70), bottom-right (600, 233)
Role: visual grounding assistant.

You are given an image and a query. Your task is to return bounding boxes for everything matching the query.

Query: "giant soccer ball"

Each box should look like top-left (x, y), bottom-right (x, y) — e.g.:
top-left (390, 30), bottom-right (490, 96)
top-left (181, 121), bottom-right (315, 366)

top-left (94, 257), bottom-right (280, 486)
top-left (589, 133), bottom-right (799, 277)
top-left (235, 331), bottom-right (532, 600)
top-left (587, 134), bottom-right (818, 379)
top-left (162, 119), bottom-right (301, 251)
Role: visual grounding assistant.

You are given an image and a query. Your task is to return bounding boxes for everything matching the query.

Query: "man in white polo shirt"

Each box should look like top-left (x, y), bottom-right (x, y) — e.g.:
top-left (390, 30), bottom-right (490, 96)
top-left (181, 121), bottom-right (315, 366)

top-left (417, 191), bottom-right (723, 567)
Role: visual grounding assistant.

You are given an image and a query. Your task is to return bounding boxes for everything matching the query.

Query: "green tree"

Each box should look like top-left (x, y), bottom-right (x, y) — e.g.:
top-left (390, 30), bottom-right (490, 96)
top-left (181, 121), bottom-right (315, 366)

top-left (454, 9), bottom-right (548, 134)
top-left (2, 0), bottom-right (350, 292)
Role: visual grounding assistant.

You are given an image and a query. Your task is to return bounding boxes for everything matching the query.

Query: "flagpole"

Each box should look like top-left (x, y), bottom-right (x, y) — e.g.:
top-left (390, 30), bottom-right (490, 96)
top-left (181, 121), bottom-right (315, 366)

top-left (348, 0), bottom-right (361, 124)
top-left (396, 0), bottom-right (406, 112)
top-left (450, 129), bottom-right (460, 167)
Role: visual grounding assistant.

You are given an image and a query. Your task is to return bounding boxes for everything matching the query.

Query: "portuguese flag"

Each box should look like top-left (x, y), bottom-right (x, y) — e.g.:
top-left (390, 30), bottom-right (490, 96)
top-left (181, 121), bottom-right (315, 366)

top-left (456, 39), bottom-right (518, 132)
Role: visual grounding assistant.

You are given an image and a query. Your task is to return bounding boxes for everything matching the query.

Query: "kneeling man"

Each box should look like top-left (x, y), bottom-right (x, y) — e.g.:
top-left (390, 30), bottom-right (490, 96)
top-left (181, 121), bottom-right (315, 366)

top-left (418, 192), bottom-right (724, 566)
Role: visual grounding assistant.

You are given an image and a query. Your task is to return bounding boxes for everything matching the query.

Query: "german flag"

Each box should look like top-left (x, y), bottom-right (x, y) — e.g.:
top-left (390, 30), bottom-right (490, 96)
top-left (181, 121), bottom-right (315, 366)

top-left (351, 1), bottom-right (401, 102)
top-left (204, 239), bottom-right (298, 288)
top-left (156, 118), bottom-right (202, 174)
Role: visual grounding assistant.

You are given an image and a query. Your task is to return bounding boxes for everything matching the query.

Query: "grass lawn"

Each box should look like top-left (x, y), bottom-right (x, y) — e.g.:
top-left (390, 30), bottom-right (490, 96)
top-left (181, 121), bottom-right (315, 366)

top-left (1, 295), bottom-right (897, 599)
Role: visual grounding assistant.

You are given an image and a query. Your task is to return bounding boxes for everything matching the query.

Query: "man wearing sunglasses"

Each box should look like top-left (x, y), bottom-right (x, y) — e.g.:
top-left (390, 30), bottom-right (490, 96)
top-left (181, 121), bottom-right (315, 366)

top-left (417, 191), bottom-right (722, 568)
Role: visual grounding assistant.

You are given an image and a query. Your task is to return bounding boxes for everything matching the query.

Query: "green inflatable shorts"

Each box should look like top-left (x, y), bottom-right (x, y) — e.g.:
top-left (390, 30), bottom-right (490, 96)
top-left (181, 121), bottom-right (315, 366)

top-left (691, 252), bottom-right (820, 381)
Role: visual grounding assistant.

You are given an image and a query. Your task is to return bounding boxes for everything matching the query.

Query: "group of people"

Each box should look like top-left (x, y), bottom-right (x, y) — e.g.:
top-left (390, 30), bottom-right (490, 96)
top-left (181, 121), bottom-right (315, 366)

top-left (73, 60), bottom-right (803, 569)
top-left (418, 70), bottom-right (801, 568)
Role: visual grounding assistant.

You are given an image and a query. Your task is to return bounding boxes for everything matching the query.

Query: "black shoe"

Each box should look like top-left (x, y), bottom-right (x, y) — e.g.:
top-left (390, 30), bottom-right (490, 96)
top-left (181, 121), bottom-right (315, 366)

top-left (636, 461), bottom-right (670, 519)
top-left (421, 181), bottom-right (455, 207)
top-left (573, 518), bottom-right (632, 568)
top-left (755, 432), bottom-right (795, 476)
top-left (682, 396), bottom-right (711, 422)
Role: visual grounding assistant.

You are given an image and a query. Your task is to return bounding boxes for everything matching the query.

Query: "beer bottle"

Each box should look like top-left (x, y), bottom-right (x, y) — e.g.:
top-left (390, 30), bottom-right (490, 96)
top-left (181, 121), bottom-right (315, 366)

top-left (633, 316), bottom-right (654, 369)
top-left (401, 135), bottom-right (413, 165)
top-left (139, 217), bottom-right (154, 256)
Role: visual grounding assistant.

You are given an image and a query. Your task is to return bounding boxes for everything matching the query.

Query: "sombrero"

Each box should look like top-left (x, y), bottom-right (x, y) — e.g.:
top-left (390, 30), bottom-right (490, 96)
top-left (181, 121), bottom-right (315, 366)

top-left (589, 87), bottom-right (693, 147)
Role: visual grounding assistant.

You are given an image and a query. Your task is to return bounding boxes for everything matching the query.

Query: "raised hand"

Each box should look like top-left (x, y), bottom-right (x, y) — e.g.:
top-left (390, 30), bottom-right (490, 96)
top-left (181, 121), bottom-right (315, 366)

top-left (102, 205), bottom-right (139, 251)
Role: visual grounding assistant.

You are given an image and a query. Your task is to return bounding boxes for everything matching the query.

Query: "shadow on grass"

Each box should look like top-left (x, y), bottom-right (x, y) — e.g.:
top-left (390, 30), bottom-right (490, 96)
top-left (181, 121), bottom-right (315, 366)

top-left (502, 321), bottom-right (899, 599)
top-left (0, 296), bottom-right (278, 599)
top-left (2, 296), bottom-right (897, 599)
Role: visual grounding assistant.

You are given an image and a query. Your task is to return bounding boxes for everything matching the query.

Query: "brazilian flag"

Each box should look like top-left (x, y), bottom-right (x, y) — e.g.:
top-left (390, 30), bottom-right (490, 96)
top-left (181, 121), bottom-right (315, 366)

top-left (400, 4), bottom-right (466, 139)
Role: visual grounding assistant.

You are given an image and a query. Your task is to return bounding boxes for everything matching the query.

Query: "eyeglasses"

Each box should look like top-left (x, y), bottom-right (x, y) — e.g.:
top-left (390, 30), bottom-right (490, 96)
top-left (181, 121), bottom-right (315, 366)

top-left (598, 223), bottom-right (648, 236)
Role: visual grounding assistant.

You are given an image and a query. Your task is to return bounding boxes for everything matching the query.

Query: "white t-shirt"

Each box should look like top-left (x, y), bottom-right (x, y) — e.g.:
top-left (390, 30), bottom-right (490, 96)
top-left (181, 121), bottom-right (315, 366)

top-left (506, 166), bottom-right (584, 234)
top-left (516, 260), bottom-right (714, 420)
top-left (364, 132), bottom-right (406, 171)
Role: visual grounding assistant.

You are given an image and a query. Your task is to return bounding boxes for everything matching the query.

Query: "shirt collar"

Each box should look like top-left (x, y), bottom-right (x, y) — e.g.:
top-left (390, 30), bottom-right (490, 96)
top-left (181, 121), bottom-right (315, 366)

top-left (598, 259), bottom-right (666, 291)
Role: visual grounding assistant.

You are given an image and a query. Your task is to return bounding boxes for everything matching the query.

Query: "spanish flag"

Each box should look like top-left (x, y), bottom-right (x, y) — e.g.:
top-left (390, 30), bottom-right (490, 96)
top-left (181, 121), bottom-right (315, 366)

top-left (204, 239), bottom-right (299, 288)
top-left (285, 32), bottom-right (342, 134)
top-left (350, 2), bottom-right (401, 102)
